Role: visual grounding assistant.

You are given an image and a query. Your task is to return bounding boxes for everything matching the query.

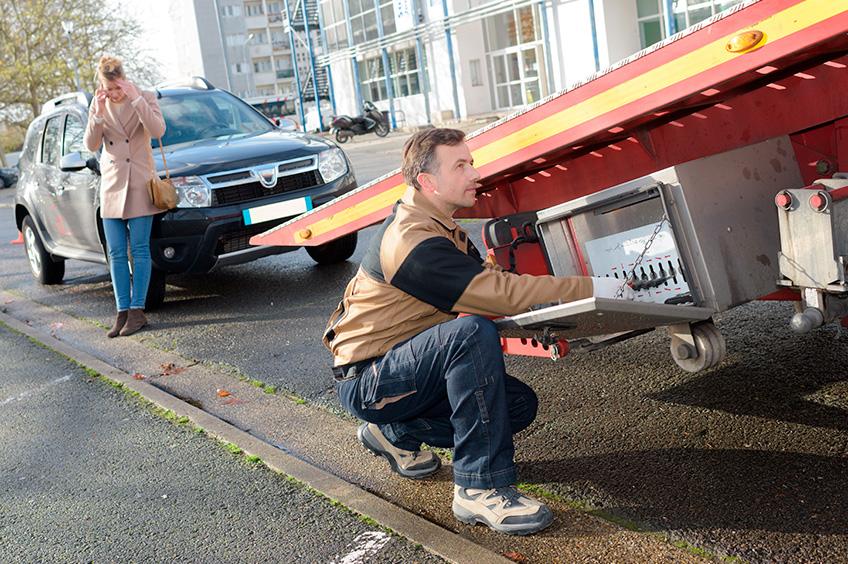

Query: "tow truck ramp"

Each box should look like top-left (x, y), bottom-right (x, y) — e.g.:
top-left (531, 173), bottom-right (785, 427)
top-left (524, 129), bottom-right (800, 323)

top-left (251, 0), bottom-right (848, 372)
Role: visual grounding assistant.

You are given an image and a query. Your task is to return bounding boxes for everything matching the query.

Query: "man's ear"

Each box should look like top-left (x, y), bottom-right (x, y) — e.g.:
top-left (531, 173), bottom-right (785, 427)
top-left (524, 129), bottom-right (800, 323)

top-left (416, 171), bottom-right (435, 193)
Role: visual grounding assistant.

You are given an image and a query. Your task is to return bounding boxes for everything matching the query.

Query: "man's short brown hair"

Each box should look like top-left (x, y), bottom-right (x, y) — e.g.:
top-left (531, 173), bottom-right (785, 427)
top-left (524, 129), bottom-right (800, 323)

top-left (401, 128), bottom-right (465, 190)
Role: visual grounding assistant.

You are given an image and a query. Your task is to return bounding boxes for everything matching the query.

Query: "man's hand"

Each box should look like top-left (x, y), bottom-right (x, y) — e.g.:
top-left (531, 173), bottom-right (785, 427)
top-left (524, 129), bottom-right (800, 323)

top-left (591, 276), bottom-right (636, 300)
top-left (92, 87), bottom-right (108, 117)
top-left (116, 79), bottom-right (140, 102)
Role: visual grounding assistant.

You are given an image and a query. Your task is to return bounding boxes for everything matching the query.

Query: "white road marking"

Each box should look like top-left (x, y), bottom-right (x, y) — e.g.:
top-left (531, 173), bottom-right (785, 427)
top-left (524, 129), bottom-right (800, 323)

top-left (330, 531), bottom-right (392, 564)
top-left (0, 374), bottom-right (74, 406)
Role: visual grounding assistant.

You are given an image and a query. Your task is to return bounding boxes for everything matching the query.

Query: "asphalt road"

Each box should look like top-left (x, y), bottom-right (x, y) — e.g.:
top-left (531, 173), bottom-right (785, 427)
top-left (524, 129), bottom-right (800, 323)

top-left (2, 134), bottom-right (847, 562)
top-left (0, 323), bottom-right (441, 563)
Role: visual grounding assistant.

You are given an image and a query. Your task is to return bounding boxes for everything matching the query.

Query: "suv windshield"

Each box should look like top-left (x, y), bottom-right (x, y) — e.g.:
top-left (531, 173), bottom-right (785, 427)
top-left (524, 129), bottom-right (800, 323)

top-left (156, 91), bottom-right (274, 148)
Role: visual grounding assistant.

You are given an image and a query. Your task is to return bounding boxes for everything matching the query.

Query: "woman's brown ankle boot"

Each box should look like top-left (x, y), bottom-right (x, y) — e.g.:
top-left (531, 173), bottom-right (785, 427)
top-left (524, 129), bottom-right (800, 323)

top-left (119, 309), bottom-right (148, 336)
top-left (107, 310), bottom-right (128, 338)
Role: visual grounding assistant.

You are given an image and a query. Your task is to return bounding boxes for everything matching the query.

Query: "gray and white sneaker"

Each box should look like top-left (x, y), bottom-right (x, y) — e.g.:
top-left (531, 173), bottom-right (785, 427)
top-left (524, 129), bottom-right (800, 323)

top-left (452, 485), bottom-right (554, 535)
top-left (357, 423), bottom-right (441, 479)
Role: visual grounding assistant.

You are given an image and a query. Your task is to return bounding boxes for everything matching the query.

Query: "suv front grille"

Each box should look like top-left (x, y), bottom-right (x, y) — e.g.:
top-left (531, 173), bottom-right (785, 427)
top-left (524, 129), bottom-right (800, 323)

top-left (208, 171), bottom-right (252, 184)
top-left (216, 221), bottom-right (286, 255)
top-left (212, 170), bottom-right (322, 206)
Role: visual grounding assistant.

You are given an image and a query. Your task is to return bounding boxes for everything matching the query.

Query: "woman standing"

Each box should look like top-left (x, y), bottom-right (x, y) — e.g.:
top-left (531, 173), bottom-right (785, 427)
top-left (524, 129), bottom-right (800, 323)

top-left (84, 56), bottom-right (166, 337)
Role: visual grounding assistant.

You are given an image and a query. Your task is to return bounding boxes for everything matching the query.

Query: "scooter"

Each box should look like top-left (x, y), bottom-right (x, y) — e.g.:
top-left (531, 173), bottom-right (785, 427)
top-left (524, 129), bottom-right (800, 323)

top-left (330, 101), bottom-right (390, 143)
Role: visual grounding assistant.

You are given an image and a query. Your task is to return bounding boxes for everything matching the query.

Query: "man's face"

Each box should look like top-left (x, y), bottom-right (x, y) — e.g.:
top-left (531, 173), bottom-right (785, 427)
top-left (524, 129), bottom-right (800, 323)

top-left (420, 142), bottom-right (481, 215)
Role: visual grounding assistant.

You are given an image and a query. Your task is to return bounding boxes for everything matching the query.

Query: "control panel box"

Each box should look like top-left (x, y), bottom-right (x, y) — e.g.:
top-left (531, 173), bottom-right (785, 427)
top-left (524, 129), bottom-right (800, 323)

top-left (535, 136), bottom-right (803, 314)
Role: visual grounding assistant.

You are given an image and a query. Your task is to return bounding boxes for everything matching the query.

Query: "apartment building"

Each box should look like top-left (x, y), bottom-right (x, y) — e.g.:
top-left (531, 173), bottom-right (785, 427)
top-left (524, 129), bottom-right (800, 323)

top-left (163, 0), bottom-right (319, 100)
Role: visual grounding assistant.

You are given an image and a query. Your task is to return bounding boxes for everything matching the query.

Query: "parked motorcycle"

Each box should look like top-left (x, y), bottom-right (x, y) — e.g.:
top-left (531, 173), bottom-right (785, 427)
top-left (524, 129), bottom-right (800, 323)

top-left (330, 101), bottom-right (390, 143)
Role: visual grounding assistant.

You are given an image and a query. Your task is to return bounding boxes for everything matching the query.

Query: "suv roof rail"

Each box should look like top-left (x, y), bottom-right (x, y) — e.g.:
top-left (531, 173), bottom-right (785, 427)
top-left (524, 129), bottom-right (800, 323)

top-left (41, 92), bottom-right (92, 115)
top-left (155, 76), bottom-right (215, 91)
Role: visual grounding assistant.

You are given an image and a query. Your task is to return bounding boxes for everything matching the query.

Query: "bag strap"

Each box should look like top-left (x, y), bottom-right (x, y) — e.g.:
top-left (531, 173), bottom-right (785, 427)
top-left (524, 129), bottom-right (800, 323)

top-left (156, 137), bottom-right (170, 180)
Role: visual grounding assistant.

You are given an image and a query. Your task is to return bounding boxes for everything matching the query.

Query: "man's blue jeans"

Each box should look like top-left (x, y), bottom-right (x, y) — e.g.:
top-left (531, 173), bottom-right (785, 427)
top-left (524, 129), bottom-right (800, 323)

top-left (103, 216), bottom-right (154, 311)
top-left (336, 316), bottom-right (538, 489)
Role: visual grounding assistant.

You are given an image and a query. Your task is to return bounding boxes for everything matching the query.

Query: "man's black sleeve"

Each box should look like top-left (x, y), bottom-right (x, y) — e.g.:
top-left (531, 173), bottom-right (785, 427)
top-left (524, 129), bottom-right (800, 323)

top-left (390, 236), bottom-right (484, 312)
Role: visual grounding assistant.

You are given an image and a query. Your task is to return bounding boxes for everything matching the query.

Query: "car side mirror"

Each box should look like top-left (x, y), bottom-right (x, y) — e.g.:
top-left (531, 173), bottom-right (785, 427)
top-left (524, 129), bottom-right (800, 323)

top-left (276, 117), bottom-right (299, 131)
top-left (59, 152), bottom-right (88, 172)
top-left (274, 118), bottom-right (281, 126)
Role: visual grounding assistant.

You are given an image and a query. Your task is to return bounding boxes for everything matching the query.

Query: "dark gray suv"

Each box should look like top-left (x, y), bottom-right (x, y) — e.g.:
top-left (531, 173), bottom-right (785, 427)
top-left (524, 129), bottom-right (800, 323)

top-left (14, 79), bottom-right (358, 308)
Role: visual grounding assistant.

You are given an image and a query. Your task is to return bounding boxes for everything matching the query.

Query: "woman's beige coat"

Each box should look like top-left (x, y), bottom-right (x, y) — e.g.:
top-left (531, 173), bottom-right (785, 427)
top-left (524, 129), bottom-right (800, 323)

top-left (83, 91), bottom-right (166, 219)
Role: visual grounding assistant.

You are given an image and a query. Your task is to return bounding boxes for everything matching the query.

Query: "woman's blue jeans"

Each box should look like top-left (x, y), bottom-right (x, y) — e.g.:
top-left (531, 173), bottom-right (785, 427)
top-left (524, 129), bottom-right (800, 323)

top-left (336, 316), bottom-right (538, 489)
top-left (103, 216), bottom-right (153, 311)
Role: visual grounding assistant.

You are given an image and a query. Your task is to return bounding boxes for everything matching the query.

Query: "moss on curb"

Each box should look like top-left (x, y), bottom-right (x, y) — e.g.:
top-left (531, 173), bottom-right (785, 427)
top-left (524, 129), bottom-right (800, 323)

top-left (203, 360), bottom-right (307, 404)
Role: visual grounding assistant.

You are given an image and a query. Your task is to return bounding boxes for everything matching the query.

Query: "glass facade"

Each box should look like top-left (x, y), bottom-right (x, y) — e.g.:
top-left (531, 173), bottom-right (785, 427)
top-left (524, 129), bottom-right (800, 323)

top-left (321, 0), bottom-right (424, 101)
top-left (357, 47), bottom-right (423, 101)
top-left (485, 5), bottom-right (544, 109)
top-left (637, 0), bottom-right (745, 48)
top-left (314, 0), bottom-right (750, 116)
top-left (321, 0), bottom-right (396, 52)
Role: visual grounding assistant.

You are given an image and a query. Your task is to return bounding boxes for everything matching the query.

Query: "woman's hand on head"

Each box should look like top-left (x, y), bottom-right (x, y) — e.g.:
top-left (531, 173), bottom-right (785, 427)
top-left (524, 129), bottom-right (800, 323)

top-left (116, 79), bottom-right (140, 102)
top-left (93, 87), bottom-right (108, 116)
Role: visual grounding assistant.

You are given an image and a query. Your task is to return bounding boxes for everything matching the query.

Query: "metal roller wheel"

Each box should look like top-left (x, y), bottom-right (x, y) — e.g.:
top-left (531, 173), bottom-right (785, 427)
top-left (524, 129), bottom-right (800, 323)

top-left (671, 321), bottom-right (726, 373)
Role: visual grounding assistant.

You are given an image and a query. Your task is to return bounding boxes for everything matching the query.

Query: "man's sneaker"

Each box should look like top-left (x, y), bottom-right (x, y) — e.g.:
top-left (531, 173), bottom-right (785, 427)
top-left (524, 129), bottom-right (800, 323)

top-left (357, 423), bottom-right (441, 479)
top-left (452, 485), bottom-right (554, 535)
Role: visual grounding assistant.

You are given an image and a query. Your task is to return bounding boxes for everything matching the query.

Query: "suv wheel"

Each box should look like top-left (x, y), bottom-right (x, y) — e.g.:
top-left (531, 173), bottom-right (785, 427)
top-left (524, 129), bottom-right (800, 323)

top-left (22, 215), bottom-right (65, 284)
top-left (305, 232), bottom-right (357, 265)
top-left (145, 268), bottom-right (167, 310)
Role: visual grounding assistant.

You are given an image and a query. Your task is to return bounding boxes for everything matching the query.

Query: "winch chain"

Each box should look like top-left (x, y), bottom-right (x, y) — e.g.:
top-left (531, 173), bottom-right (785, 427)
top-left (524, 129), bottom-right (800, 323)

top-left (616, 215), bottom-right (669, 298)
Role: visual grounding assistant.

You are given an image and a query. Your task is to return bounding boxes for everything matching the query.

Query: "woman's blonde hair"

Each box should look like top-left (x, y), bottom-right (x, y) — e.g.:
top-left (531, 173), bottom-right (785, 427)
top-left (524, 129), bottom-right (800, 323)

top-left (97, 55), bottom-right (125, 82)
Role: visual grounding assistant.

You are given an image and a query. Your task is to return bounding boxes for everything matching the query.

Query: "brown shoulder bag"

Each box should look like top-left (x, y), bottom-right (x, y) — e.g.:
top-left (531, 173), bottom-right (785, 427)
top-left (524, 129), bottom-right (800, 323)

top-left (147, 138), bottom-right (178, 210)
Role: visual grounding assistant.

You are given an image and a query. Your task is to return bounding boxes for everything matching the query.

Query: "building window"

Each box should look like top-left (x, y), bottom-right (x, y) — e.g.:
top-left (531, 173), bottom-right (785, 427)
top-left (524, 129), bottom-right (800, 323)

top-left (485, 5), bottom-right (544, 109)
top-left (254, 59), bottom-right (273, 73)
top-left (225, 33), bottom-right (246, 47)
top-left (267, 2), bottom-right (283, 21)
top-left (276, 58), bottom-right (294, 79)
top-left (232, 63), bottom-right (246, 74)
top-left (321, 0), bottom-right (350, 52)
top-left (486, 5), bottom-right (538, 52)
top-left (249, 30), bottom-right (268, 44)
top-left (359, 57), bottom-right (387, 102)
top-left (271, 30), bottom-right (287, 50)
top-left (245, 2), bottom-right (265, 17)
top-left (220, 5), bottom-right (242, 17)
top-left (469, 59), bottom-right (483, 87)
top-left (348, 0), bottom-right (395, 44)
top-left (637, 0), bottom-right (745, 48)
top-left (357, 46), bottom-right (423, 101)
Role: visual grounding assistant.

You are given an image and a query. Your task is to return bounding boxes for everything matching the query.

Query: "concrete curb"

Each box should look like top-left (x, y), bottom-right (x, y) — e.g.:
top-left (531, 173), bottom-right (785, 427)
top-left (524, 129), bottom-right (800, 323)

top-left (0, 309), bottom-right (509, 564)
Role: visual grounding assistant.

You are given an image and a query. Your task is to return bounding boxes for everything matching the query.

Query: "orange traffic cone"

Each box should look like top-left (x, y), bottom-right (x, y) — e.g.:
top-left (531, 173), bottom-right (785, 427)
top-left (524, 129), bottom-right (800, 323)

top-left (10, 231), bottom-right (23, 245)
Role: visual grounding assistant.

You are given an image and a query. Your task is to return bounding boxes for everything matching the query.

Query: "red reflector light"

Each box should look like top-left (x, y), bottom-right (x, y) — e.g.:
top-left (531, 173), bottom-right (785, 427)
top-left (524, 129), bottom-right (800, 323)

top-left (775, 192), bottom-right (792, 209)
top-left (809, 192), bottom-right (828, 212)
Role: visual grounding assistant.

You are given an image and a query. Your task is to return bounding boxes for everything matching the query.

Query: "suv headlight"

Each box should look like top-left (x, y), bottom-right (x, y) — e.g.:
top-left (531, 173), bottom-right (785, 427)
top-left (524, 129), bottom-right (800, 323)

top-left (172, 176), bottom-right (211, 207)
top-left (317, 148), bottom-right (348, 184)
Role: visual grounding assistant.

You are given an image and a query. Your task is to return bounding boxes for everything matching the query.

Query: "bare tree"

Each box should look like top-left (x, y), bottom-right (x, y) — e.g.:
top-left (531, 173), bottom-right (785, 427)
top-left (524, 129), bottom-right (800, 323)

top-left (0, 0), bottom-right (163, 127)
